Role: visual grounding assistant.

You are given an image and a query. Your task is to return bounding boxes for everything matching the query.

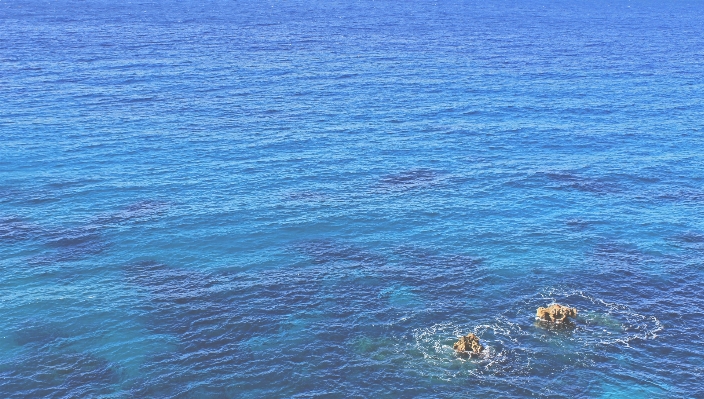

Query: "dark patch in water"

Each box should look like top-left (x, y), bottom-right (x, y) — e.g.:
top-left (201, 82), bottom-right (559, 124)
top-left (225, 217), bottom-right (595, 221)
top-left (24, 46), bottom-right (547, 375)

top-left (565, 218), bottom-right (591, 230)
top-left (542, 171), bottom-right (619, 194)
top-left (122, 243), bottom-right (700, 397)
top-left (95, 200), bottom-right (169, 225)
top-left (674, 232), bottom-right (704, 243)
top-left (0, 216), bottom-right (43, 242)
top-left (655, 189), bottom-right (704, 203)
top-left (123, 243), bottom-right (697, 398)
top-left (391, 245), bottom-right (482, 299)
top-left (26, 192), bottom-right (62, 204)
top-left (123, 260), bottom-right (253, 394)
top-left (0, 350), bottom-right (121, 397)
top-left (590, 241), bottom-right (647, 268)
top-left (12, 321), bottom-right (69, 346)
top-left (29, 226), bottom-right (108, 264)
top-left (45, 227), bottom-right (101, 249)
top-left (124, 261), bottom-right (216, 310)
top-left (45, 180), bottom-right (92, 190)
top-left (669, 231), bottom-right (704, 251)
top-left (0, 187), bottom-right (21, 203)
top-left (394, 245), bottom-right (482, 272)
top-left (8, 199), bottom-right (167, 265)
top-left (4, 200), bottom-right (167, 265)
top-left (285, 191), bottom-right (328, 202)
top-left (377, 169), bottom-right (438, 191)
top-left (123, 261), bottom-right (291, 342)
top-left (294, 239), bottom-right (386, 266)
top-left (123, 261), bottom-right (329, 396)
top-left (552, 263), bottom-right (701, 371)
top-left (591, 241), bottom-right (651, 273)
top-left (0, 216), bottom-right (109, 263)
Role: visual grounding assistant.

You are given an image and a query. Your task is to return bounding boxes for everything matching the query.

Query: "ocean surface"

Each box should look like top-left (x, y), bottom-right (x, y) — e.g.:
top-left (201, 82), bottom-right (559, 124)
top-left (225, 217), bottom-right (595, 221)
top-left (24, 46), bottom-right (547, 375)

top-left (2, 0), bottom-right (704, 397)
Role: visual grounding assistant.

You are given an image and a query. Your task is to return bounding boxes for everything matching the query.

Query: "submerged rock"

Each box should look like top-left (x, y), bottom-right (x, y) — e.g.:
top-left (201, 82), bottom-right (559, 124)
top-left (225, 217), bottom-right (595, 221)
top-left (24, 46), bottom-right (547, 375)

top-left (453, 333), bottom-right (483, 355)
top-left (536, 304), bottom-right (578, 323)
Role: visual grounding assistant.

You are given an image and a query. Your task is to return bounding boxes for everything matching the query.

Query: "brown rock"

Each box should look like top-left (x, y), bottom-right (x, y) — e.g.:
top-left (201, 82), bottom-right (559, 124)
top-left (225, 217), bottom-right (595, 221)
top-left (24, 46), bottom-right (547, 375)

top-left (536, 304), bottom-right (578, 323)
top-left (453, 333), bottom-right (483, 355)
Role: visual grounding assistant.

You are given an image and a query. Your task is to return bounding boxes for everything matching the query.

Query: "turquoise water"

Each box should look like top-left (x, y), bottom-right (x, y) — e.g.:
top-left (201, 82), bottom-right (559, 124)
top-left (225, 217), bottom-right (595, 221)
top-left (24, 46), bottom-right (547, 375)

top-left (1, 0), bottom-right (704, 397)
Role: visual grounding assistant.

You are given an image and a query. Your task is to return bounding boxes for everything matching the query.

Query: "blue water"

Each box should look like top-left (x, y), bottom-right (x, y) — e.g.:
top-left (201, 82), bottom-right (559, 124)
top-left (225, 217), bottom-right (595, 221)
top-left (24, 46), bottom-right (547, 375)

top-left (2, 0), bottom-right (704, 397)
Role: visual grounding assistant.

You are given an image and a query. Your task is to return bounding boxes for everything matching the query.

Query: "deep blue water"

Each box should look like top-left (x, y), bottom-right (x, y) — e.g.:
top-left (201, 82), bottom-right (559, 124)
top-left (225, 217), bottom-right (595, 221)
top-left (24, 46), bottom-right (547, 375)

top-left (2, 0), bottom-right (704, 397)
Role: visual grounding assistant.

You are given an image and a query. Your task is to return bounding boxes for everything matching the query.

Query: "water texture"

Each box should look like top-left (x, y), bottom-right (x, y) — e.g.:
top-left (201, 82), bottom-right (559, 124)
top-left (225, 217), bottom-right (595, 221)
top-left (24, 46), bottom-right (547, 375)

top-left (1, 0), bottom-right (704, 397)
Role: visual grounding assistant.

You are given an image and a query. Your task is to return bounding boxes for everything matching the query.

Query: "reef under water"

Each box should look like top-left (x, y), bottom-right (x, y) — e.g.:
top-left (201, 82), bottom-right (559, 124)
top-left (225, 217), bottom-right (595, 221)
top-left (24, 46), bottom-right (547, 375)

top-left (2, 0), bottom-right (704, 397)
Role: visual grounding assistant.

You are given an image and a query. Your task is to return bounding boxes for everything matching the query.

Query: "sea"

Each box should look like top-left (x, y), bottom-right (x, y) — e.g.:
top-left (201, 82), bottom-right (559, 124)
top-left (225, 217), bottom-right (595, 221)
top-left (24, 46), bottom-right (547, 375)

top-left (1, 0), bottom-right (704, 397)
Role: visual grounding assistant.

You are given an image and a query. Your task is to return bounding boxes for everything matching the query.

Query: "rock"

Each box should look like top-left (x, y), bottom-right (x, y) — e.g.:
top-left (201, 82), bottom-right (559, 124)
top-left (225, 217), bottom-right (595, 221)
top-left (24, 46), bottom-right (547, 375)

top-left (453, 333), bottom-right (483, 355)
top-left (536, 304), bottom-right (577, 323)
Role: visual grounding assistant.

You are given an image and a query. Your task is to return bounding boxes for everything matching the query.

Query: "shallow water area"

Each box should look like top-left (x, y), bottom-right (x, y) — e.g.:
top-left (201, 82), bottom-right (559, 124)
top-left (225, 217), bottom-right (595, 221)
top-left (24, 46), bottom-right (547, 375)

top-left (2, 0), bottom-right (704, 397)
